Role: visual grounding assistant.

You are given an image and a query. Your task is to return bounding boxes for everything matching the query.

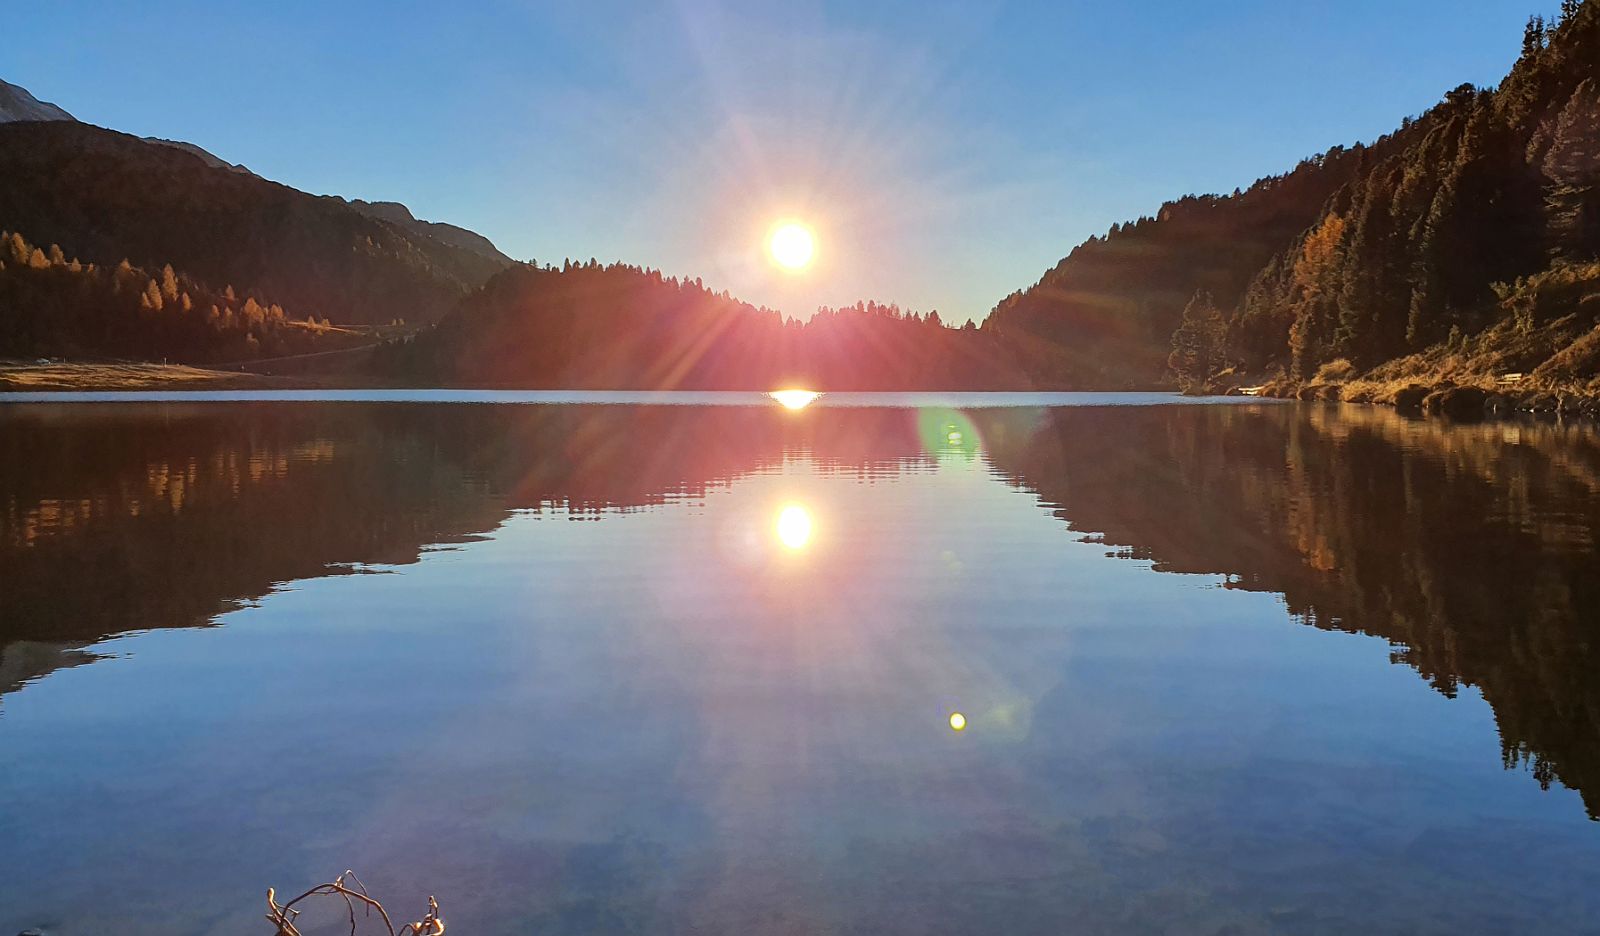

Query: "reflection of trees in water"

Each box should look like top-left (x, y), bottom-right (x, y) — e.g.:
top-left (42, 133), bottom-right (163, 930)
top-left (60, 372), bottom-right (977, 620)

top-left (977, 404), bottom-right (1600, 818)
top-left (0, 405), bottom-right (936, 695)
top-left (4, 401), bottom-right (1599, 816)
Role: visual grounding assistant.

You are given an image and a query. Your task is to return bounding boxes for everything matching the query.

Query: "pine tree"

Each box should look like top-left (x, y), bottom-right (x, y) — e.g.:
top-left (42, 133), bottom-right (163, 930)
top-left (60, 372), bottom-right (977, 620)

top-left (1169, 290), bottom-right (1227, 391)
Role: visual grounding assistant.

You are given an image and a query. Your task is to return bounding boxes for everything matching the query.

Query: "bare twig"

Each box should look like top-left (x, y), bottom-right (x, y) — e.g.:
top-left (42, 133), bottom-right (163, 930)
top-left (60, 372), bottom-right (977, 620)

top-left (266, 871), bottom-right (443, 936)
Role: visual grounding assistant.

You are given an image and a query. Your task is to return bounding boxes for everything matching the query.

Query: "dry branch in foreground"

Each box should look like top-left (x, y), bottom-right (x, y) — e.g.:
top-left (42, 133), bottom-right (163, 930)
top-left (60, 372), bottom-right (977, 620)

top-left (265, 871), bottom-right (444, 936)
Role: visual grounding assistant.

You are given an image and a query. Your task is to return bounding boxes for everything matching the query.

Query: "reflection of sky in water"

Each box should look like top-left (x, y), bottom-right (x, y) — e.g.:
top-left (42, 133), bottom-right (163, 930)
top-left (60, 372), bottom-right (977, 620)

top-left (1, 402), bottom-right (1599, 935)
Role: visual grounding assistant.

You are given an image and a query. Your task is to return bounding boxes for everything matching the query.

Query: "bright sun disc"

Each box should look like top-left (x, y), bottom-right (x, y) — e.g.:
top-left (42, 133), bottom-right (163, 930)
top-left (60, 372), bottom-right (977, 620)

top-left (769, 222), bottom-right (815, 270)
top-left (949, 712), bottom-right (967, 731)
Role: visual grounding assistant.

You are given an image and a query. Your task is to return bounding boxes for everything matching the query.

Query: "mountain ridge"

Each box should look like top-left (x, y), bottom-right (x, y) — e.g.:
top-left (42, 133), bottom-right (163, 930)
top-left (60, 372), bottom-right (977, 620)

top-left (345, 198), bottom-right (511, 266)
top-left (0, 119), bottom-right (511, 327)
top-left (0, 78), bottom-right (514, 318)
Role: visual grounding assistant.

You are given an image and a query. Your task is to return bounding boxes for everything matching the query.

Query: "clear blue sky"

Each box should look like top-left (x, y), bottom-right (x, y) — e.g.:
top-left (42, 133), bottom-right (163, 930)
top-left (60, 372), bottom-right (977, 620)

top-left (4, 0), bottom-right (1535, 323)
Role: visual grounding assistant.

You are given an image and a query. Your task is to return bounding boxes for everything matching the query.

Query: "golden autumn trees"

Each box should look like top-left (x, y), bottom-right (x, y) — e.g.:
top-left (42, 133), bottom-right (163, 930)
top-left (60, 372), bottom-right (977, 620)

top-left (0, 230), bottom-right (353, 362)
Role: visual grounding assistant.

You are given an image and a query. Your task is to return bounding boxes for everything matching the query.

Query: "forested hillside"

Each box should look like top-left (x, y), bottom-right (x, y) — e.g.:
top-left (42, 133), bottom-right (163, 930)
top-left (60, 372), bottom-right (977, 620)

top-left (0, 230), bottom-right (361, 362)
top-left (378, 260), bottom-right (1035, 390)
top-left (0, 121), bottom-right (509, 328)
top-left (982, 149), bottom-right (1373, 386)
top-left (1235, 0), bottom-right (1600, 383)
top-left (987, 0), bottom-right (1600, 401)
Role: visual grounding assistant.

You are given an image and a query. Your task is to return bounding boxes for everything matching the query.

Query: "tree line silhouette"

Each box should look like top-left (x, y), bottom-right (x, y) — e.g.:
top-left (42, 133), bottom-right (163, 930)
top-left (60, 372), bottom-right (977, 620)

top-left (375, 259), bottom-right (1041, 389)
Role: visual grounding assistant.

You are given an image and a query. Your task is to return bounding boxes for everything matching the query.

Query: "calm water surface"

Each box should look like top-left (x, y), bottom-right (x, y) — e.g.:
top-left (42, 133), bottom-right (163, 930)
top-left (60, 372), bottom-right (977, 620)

top-left (1, 393), bottom-right (1598, 935)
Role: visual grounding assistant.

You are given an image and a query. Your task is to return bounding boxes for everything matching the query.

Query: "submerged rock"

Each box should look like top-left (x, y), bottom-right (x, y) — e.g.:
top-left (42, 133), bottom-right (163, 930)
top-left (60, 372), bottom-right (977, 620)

top-left (1521, 391), bottom-right (1559, 412)
top-left (1393, 385), bottom-right (1430, 411)
top-left (1423, 386), bottom-right (1489, 417)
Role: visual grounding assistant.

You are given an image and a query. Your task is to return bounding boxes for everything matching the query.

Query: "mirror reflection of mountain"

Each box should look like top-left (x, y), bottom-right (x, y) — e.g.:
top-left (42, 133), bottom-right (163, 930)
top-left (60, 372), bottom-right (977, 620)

top-left (4, 400), bottom-right (1598, 820)
top-left (0, 406), bottom-right (493, 699)
top-left (976, 403), bottom-right (1600, 819)
top-left (0, 404), bottom-right (937, 700)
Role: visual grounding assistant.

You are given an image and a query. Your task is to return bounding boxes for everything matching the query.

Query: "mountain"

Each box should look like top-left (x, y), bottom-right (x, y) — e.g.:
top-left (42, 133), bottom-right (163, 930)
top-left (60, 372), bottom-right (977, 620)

top-left (0, 78), bottom-right (248, 171)
top-left (0, 78), bottom-right (514, 328)
top-left (987, 0), bottom-right (1600, 399)
top-left (0, 119), bottom-right (510, 326)
top-left (0, 78), bottom-right (73, 123)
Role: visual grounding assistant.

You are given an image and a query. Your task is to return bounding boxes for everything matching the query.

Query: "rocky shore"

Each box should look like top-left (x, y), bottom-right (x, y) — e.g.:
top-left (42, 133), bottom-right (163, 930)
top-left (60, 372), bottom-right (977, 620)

top-left (1248, 379), bottom-right (1600, 419)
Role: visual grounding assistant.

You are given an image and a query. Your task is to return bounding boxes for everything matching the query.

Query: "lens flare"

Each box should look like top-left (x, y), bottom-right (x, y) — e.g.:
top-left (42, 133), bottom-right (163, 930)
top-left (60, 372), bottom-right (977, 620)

top-left (770, 389), bottom-right (821, 410)
top-left (949, 712), bottom-right (967, 731)
top-left (917, 409), bottom-right (981, 455)
top-left (776, 503), bottom-right (813, 550)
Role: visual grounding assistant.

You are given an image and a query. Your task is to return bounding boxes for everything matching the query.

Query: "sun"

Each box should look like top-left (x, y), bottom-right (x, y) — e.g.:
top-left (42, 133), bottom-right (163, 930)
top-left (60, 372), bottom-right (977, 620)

top-left (768, 221), bottom-right (815, 271)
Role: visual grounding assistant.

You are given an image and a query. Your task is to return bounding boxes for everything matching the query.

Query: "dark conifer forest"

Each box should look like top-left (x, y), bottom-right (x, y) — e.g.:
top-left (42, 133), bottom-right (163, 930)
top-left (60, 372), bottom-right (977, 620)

top-left (374, 260), bottom-right (1036, 389)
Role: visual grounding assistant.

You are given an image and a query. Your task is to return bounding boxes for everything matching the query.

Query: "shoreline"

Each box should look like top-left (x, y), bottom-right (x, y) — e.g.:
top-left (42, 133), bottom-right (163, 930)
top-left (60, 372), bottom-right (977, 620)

top-left (0, 361), bottom-right (390, 392)
top-left (1244, 376), bottom-right (1600, 419)
top-left (8, 361), bottom-right (1598, 423)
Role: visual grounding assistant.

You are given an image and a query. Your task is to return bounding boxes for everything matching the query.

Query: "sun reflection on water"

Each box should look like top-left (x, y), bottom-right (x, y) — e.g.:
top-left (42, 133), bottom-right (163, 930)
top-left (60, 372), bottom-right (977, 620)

top-left (775, 503), bottom-right (813, 550)
top-left (770, 389), bottom-right (821, 410)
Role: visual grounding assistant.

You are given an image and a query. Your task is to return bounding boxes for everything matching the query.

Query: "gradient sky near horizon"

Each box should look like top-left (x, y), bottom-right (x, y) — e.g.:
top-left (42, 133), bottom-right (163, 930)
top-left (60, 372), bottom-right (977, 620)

top-left (4, 0), bottom-right (1536, 323)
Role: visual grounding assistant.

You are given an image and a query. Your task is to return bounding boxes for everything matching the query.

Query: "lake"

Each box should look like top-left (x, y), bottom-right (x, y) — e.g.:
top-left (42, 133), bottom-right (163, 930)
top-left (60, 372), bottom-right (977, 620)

top-left (2, 392), bottom-right (1598, 935)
